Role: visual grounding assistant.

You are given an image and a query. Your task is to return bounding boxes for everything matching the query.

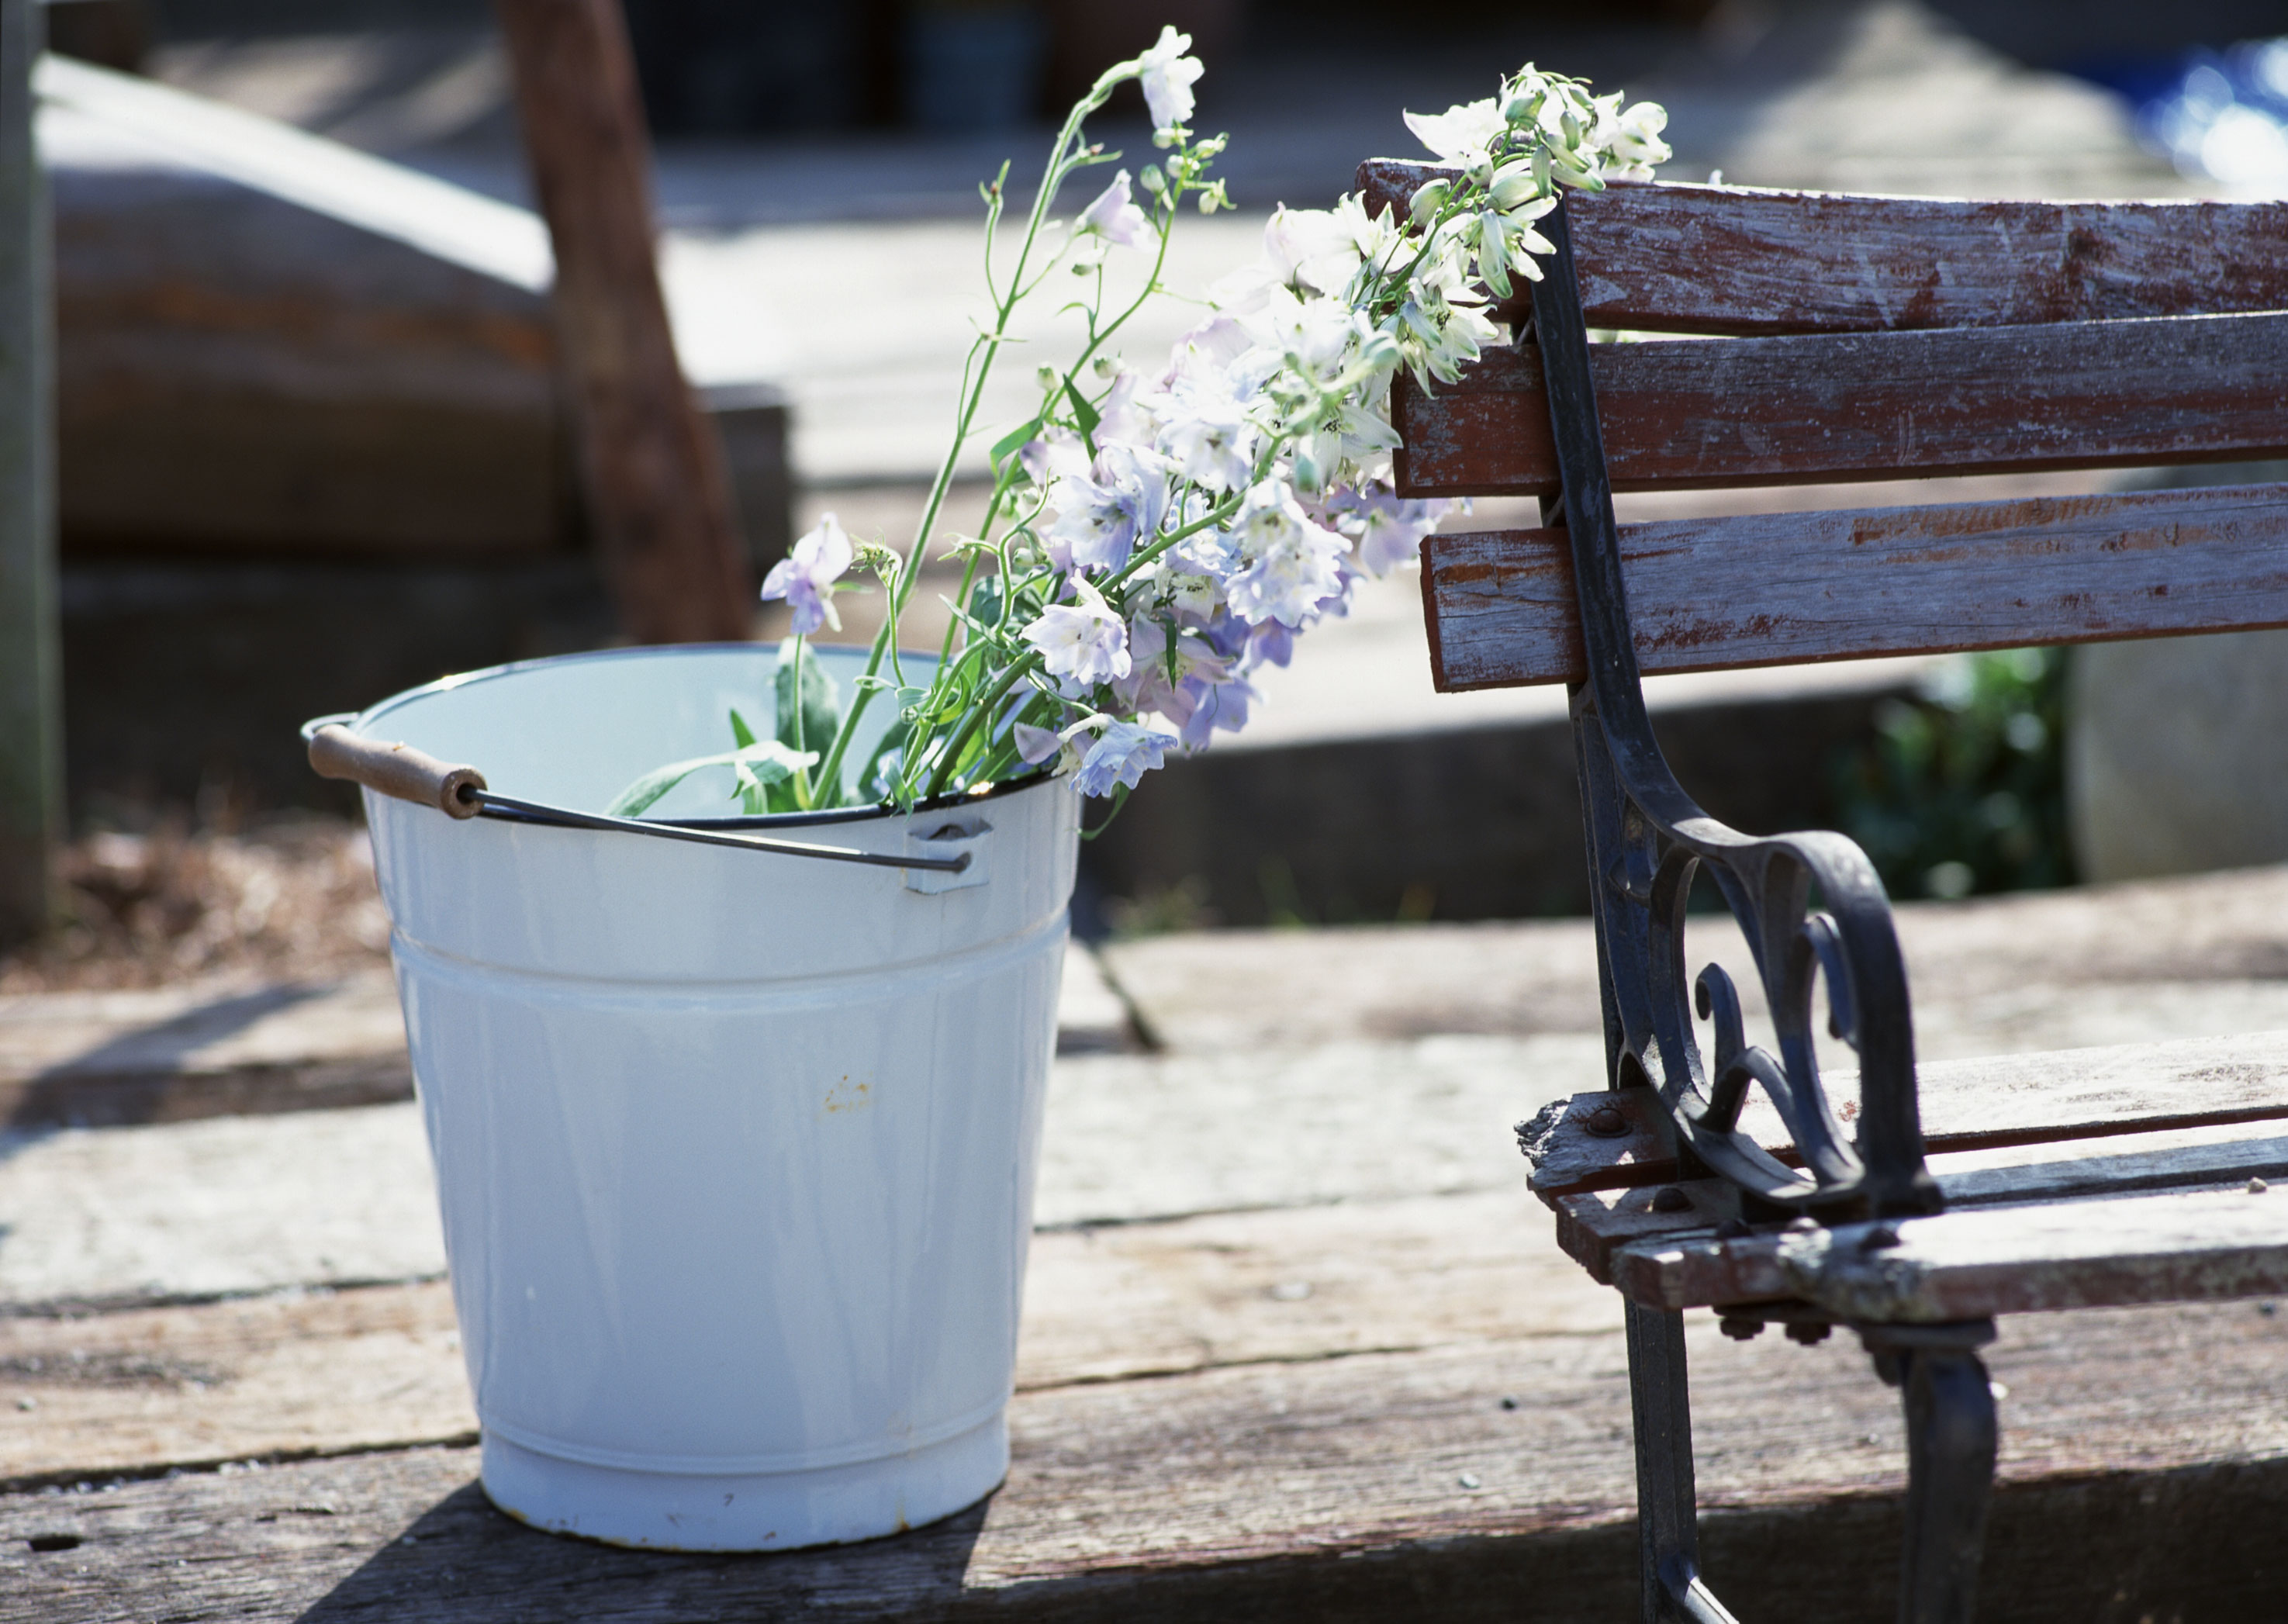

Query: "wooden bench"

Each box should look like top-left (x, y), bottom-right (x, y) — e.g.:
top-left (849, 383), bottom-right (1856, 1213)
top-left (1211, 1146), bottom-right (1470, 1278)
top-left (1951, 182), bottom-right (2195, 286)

top-left (1363, 161), bottom-right (2288, 1623)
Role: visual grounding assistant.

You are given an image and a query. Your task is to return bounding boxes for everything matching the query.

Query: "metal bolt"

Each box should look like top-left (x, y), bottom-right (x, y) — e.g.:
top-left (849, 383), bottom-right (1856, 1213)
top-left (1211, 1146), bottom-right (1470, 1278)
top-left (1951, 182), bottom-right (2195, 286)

top-left (1715, 1218), bottom-right (1751, 1240)
top-left (1585, 1104), bottom-right (1630, 1139)
top-left (1860, 1224), bottom-right (1902, 1252)
top-left (2250, 1177), bottom-right (2270, 1194)
top-left (1651, 1186), bottom-right (1692, 1213)
top-left (1786, 1215), bottom-right (1820, 1234)
top-left (1719, 1315), bottom-right (1765, 1341)
top-left (1785, 1322), bottom-right (1833, 1346)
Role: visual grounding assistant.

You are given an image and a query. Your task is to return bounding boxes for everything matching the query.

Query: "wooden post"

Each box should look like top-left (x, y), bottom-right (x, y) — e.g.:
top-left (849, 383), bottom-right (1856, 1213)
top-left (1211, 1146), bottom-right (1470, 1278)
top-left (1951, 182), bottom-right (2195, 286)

top-left (492, 0), bottom-right (752, 644)
top-left (0, 0), bottom-right (60, 949)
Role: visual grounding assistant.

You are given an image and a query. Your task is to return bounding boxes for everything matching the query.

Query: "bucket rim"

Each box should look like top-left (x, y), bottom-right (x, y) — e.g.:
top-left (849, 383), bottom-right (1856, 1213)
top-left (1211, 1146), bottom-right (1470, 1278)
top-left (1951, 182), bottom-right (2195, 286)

top-left (334, 642), bottom-right (1057, 830)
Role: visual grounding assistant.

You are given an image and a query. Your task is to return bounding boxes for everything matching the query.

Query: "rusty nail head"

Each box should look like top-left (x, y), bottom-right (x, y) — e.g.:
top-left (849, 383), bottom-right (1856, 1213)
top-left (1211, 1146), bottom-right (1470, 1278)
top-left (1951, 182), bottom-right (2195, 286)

top-left (1786, 1322), bottom-right (1834, 1345)
top-left (1719, 1315), bottom-right (1765, 1341)
top-left (1585, 1104), bottom-right (1630, 1139)
top-left (1651, 1185), bottom-right (1692, 1213)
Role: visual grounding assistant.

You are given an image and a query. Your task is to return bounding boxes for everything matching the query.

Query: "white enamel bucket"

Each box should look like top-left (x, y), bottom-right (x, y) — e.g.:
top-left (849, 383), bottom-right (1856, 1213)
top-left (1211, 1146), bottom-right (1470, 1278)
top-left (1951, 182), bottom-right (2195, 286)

top-left (343, 644), bottom-right (1079, 1551)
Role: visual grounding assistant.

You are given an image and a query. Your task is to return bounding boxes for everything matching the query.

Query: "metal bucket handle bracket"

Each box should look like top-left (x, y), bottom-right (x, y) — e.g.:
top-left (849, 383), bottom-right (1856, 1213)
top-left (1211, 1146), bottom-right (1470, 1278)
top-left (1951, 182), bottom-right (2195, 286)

top-left (301, 715), bottom-right (968, 876)
top-left (906, 815), bottom-right (991, 895)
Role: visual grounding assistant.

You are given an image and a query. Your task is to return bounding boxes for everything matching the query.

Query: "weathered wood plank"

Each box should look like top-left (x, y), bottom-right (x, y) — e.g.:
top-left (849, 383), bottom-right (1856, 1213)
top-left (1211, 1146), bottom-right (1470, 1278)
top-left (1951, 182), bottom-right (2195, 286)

top-left (1616, 1185), bottom-right (2288, 1318)
top-left (0, 1190), bottom-right (1619, 1487)
top-left (1098, 863), bottom-right (2288, 1058)
top-left (493, 0), bottom-right (750, 642)
top-left (1423, 486), bottom-right (2288, 690)
top-left (1522, 1031), bottom-right (2288, 1198)
top-left (0, 973), bottom-right (410, 1130)
top-left (1355, 164), bottom-right (2288, 337)
top-left (0, 0), bottom-right (57, 952)
top-left (1392, 316), bottom-right (2288, 500)
top-left (7, 1299), bottom-right (2286, 1621)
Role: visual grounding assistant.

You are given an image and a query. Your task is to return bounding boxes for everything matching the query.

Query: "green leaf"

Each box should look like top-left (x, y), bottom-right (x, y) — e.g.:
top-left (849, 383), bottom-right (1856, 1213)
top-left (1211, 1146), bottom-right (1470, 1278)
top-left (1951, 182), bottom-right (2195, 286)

top-left (1063, 376), bottom-right (1101, 451)
top-left (728, 707), bottom-right (757, 748)
top-left (605, 739), bottom-right (816, 817)
top-left (989, 416), bottom-right (1042, 472)
top-left (774, 638), bottom-right (842, 765)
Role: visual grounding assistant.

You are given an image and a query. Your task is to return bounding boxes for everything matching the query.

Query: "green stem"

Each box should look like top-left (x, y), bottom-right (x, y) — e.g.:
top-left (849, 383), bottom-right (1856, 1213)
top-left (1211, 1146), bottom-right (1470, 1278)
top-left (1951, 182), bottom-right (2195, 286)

top-left (923, 653), bottom-right (1042, 800)
top-left (813, 82), bottom-right (1125, 804)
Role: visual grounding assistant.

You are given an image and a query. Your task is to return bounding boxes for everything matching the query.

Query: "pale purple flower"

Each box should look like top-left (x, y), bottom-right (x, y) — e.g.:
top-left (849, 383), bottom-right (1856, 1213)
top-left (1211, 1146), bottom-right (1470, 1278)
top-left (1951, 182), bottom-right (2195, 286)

top-left (760, 513), bottom-right (853, 636)
top-left (1326, 485), bottom-right (1453, 575)
top-left (1075, 720), bottom-right (1178, 796)
top-left (1176, 674), bottom-right (1254, 752)
top-left (1224, 482), bottom-right (1351, 627)
top-left (1020, 430), bottom-right (1090, 489)
top-left (1021, 580), bottom-right (1131, 689)
top-left (1246, 619), bottom-right (1293, 669)
top-left (1135, 26), bottom-right (1204, 132)
top-left (1077, 170), bottom-right (1151, 248)
top-left (1048, 444), bottom-right (1170, 572)
top-left (1012, 721), bottom-right (1066, 765)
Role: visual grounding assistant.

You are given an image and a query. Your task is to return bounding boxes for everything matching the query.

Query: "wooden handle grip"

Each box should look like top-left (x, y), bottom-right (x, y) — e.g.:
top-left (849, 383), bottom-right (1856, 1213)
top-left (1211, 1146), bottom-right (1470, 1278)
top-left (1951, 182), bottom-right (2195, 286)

top-left (308, 725), bottom-right (487, 819)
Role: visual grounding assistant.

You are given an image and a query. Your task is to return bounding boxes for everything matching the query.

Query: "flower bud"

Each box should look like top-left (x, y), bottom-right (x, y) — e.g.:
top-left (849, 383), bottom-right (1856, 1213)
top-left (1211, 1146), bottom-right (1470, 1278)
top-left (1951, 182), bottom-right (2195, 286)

top-left (1036, 365), bottom-right (1059, 389)
top-left (1140, 164), bottom-right (1166, 195)
top-left (1093, 356), bottom-right (1117, 379)
top-left (1408, 177), bottom-right (1451, 223)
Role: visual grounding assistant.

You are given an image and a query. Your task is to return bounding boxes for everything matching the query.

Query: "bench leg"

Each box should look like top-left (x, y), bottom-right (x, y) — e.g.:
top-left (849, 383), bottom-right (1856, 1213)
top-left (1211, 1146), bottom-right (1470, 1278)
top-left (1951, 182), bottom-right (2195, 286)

top-left (1871, 1325), bottom-right (1999, 1624)
top-left (1626, 1302), bottom-right (1738, 1624)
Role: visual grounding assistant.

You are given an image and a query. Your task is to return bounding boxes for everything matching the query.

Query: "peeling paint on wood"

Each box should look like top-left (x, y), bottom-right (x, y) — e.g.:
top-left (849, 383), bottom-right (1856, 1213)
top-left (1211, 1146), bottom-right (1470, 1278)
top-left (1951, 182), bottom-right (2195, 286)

top-left (1391, 316), bottom-right (2288, 499)
top-left (1356, 164), bottom-right (2288, 337)
top-left (1423, 485), bottom-right (2288, 689)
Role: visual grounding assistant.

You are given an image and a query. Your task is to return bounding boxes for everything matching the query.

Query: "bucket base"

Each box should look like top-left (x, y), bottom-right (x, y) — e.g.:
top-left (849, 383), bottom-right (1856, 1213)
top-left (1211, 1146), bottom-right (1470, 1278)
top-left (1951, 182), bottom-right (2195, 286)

top-left (478, 1414), bottom-right (1009, 1553)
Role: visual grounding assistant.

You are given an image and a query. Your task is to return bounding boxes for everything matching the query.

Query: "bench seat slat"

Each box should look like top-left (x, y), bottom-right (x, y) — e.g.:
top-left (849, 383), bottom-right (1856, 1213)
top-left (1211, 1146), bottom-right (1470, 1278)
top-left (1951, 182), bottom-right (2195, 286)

top-left (1610, 1185), bottom-right (2288, 1318)
top-left (1357, 163), bottom-right (2288, 335)
top-left (1551, 1127), bottom-right (2288, 1284)
top-left (1522, 1031), bottom-right (2288, 1199)
top-left (1423, 485), bottom-right (2288, 690)
top-left (1392, 313), bottom-right (2288, 499)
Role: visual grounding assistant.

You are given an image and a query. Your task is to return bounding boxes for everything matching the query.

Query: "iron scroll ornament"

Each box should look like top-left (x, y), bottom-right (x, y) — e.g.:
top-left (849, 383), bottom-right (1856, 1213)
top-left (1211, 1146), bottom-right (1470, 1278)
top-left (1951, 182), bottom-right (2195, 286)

top-left (1525, 199), bottom-right (1941, 1223)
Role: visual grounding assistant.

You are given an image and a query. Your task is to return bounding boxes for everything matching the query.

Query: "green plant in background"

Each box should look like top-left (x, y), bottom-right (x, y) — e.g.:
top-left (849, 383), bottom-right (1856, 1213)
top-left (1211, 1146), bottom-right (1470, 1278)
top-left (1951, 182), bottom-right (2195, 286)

top-left (1830, 648), bottom-right (2074, 903)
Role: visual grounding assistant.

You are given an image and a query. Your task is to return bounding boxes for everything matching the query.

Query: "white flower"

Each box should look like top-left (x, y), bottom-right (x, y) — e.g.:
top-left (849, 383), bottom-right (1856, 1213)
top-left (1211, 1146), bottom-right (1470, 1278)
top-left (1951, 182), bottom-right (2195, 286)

top-left (1021, 579), bottom-right (1131, 688)
top-left (1249, 288), bottom-right (1369, 385)
top-left (1077, 170), bottom-right (1151, 249)
top-left (1158, 389), bottom-right (1260, 492)
top-left (1403, 96), bottom-right (1507, 169)
top-left (1075, 720), bottom-right (1178, 796)
top-left (759, 513), bottom-right (852, 636)
top-left (1224, 481), bottom-right (1350, 628)
top-left (1135, 26), bottom-right (1204, 132)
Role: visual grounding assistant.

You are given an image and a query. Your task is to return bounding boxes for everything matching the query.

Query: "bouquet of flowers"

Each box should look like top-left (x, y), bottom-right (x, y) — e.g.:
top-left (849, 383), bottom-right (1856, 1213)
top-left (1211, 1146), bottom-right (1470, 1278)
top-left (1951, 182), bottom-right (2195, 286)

top-left (613, 29), bottom-right (1668, 824)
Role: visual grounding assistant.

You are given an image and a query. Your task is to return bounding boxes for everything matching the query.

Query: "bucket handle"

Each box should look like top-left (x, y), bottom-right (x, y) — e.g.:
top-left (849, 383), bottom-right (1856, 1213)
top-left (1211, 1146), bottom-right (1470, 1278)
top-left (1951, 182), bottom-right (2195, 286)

top-left (302, 717), bottom-right (969, 875)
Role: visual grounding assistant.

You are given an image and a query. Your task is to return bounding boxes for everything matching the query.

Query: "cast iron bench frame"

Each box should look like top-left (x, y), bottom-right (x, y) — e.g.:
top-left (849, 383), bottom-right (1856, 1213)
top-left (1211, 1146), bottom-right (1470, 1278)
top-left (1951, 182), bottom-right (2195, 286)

top-left (1366, 163), bottom-right (2288, 1623)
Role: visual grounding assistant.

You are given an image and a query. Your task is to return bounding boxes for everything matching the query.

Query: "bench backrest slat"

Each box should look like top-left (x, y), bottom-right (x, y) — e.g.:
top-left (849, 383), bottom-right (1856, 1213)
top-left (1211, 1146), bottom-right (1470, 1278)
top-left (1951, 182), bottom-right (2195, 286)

top-left (1424, 485), bottom-right (2288, 689)
top-left (1360, 162), bottom-right (2288, 335)
top-left (1395, 312), bottom-right (2288, 498)
top-left (1366, 166), bottom-right (2288, 686)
